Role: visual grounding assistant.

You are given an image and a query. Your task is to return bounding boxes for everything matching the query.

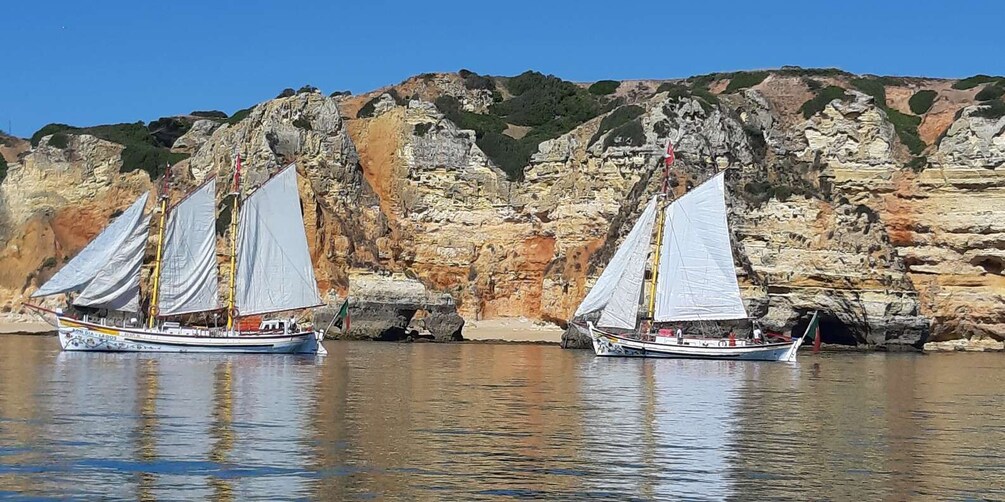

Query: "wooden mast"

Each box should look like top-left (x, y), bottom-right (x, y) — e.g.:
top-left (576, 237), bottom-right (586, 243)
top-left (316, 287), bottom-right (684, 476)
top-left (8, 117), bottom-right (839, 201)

top-left (148, 165), bottom-right (171, 328)
top-left (226, 153), bottom-right (242, 331)
top-left (645, 141), bottom-right (675, 321)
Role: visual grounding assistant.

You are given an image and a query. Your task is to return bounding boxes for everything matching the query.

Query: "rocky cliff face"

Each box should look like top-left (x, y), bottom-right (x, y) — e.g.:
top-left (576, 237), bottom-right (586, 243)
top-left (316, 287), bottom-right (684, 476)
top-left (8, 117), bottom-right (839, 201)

top-left (2, 70), bottom-right (1004, 349)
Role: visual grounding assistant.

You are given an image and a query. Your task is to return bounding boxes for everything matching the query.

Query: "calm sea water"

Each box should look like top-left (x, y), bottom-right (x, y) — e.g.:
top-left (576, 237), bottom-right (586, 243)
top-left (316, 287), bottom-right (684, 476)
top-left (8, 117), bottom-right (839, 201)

top-left (0, 336), bottom-right (1002, 501)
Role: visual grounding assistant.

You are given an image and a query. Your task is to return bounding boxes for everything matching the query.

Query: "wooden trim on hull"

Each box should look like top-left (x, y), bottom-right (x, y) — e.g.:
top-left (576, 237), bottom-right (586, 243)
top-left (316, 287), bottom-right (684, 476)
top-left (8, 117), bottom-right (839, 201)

top-left (587, 322), bottom-right (803, 362)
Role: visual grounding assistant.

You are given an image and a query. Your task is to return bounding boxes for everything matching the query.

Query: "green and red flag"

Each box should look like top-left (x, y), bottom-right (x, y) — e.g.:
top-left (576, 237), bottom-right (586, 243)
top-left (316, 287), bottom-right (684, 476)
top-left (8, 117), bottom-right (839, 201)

top-left (333, 299), bottom-right (350, 331)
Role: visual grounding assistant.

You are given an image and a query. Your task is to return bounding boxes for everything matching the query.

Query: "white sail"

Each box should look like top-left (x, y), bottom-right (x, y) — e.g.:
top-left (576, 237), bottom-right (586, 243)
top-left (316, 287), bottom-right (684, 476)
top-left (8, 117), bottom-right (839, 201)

top-left (654, 172), bottom-right (747, 322)
top-left (74, 215), bottom-right (150, 312)
top-left (32, 192), bottom-right (150, 298)
top-left (575, 196), bottom-right (659, 329)
top-left (234, 164), bottom-right (322, 316)
top-left (157, 180), bottom-right (220, 316)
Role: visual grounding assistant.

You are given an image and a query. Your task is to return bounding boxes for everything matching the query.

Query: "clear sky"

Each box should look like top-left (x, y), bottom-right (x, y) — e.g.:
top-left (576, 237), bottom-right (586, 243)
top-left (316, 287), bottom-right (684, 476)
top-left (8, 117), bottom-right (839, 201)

top-left (3, 0), bottom-right (1003, 137)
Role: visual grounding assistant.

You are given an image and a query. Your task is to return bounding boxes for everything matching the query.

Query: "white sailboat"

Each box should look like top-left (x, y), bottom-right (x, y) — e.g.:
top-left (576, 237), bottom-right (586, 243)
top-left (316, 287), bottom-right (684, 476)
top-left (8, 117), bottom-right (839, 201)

top-left (573, 145), bottom-right (818, 361)
top-left (28, 157), bottom-right (328, 355)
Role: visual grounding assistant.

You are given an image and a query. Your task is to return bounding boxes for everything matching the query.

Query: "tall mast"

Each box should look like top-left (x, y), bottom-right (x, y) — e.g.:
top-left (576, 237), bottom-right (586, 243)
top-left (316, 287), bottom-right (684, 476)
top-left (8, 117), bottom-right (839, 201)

top-left (148, 165), bottom-right (171, 328)
top-left (645, 141), bottom-right (675, 321)
top-left (226, 153), bottom-right (242, 331)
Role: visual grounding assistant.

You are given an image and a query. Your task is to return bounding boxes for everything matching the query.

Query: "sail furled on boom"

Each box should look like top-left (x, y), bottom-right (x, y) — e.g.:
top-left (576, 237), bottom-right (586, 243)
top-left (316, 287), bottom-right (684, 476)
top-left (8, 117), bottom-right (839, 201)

top-left (575, 196), bottom-right (659, 329)
top-left (157, 179), bottom-right (220, 316)
top-left (234, 164), bottom-right (322, 316)
top-left (32, 192), bottom-right (150, 307)
top-left (74, 215), bottom-right (151, 312)
top-left (654, 172), bottom-right (748, 322)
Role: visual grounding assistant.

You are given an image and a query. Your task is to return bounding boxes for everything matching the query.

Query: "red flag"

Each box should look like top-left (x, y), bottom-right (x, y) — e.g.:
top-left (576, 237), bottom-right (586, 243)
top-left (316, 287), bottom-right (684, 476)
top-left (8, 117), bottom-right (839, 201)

top-left (161, 162), bottom-right (172, 194)
top-left (664, 140), bottom-right (675, 167)
top-left (234, 152), bottom-right (242, 190)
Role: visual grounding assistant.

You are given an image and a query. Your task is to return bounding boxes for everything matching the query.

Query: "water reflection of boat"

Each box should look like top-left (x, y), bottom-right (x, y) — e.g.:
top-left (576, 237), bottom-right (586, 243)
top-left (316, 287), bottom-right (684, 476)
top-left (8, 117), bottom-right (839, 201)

top-left (572, 142), bottom-right (817, 361)
top-left (46, 352), bottom-right (322, 499)
top-left (28, 158), bottom-right (326, 355)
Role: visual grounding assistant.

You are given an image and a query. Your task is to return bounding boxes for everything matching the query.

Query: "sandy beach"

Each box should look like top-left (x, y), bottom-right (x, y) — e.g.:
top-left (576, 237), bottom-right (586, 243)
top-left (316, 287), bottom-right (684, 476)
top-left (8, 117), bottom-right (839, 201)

top-left (0, 322), bottom-right (55, 335)
top-left (461, 318), bottom-right (565, 343)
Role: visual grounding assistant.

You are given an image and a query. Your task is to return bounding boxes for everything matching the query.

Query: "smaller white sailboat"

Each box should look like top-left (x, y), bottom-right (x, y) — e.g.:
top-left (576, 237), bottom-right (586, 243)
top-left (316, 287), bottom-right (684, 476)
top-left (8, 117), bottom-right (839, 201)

top-left (573, 142), bottom-right (818, 361)
top-left (28, 156), bottom-right (330, 354)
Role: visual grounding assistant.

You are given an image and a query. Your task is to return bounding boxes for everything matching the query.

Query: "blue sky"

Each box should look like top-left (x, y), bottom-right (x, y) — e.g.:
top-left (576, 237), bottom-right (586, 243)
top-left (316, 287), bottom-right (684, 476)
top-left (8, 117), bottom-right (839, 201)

top-left (3, 0), bottom-right (1003, 137)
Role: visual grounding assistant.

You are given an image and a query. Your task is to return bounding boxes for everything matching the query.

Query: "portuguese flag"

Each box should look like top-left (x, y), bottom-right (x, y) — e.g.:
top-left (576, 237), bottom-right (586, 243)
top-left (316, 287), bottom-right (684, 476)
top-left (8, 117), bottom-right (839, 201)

top-left (333, 299), bottom-right (350, 331)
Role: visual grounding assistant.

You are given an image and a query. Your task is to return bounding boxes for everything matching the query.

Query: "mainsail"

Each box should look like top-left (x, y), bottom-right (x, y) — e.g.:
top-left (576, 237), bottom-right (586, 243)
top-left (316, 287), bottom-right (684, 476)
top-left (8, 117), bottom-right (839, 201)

top-left (157, 179), bottom-right (220, 316)
top-left (575, 196), bottom-right (660, 329)
top-left (32, 192), bottom-right (151, 311)
top-left (653, 172), bottom-right (747, 322)
top-left (234, 164), bottom-right (322, 316)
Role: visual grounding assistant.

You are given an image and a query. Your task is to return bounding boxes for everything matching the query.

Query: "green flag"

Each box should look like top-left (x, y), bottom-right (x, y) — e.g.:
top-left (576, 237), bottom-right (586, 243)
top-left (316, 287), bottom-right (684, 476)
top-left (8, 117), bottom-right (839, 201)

top-left (333, 299), bottom-right (349, 331)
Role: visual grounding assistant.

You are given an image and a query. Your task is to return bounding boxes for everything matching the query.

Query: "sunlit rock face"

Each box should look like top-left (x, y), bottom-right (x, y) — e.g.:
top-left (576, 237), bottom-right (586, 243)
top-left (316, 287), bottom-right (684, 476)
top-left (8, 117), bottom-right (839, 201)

top-left (4, 71), bottom-right (1005, 349)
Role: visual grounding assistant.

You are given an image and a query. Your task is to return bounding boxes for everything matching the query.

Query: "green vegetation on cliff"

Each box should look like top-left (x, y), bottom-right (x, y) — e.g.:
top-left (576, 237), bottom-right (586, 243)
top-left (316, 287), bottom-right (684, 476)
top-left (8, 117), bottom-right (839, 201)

top-left (886, 108), bottom-right (925, 155)
top-left (975, 82), bottom-right (1005, 102)
top-left (191, 110), bottom-right (228, 120)
top-left (799, 86), bottom-right (850, 118)
top-left (429, 71), bottom-right (610, 181)
top-left (851, 78), bottom-right (887, 107)
top-left (227, 106), bottom-right (254, 125)
top-left (30, 121), bottom-right (189, 178)
top-left (973, 100), bottom-right (1005, 120)
top-left (724, 71), bottom-right (768, 93)
top-left (0, 155), bottom-right (6, 184)
top-left (588, 80), bottom-right (620, 95)
top-left (357, 90), bottom-right (409, 119)
top-left (952, 75), bottom-right (1002, 90)
top-left (801, 78), bottom-right (926, 154)
top-left (908, 90), bottom-right (937, 114)
top-left (656, 82), bottom-right (719, 113)
top-left (589, 105), bottom-right (645, 146)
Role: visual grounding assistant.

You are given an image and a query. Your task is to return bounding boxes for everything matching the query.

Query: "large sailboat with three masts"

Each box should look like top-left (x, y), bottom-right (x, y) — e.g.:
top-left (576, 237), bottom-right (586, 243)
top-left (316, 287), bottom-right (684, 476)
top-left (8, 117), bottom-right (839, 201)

top-left (28, 155), bottom-right (327, 354)
top-left (573, 141), bottom-right (817, 361)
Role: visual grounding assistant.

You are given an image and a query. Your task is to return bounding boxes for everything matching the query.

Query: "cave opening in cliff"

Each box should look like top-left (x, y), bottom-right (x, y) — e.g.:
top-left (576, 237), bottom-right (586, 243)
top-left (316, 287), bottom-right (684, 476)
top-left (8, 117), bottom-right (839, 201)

top-left (793, 311), bottom-right (859, 346)
top-left (971, 256), bottom-right (1004, 276)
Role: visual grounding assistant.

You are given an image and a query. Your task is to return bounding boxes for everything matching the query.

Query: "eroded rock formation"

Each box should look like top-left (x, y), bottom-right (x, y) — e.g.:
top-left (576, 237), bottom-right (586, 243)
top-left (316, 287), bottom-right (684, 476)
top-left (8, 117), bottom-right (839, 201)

top-left (2, 69), bottom-right (1004, 348)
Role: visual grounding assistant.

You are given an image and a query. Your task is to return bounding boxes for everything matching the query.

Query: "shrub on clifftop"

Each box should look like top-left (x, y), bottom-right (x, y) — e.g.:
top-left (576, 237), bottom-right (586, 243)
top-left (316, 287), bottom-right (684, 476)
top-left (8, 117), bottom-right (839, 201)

top-left (952, 75), bottom-right (1002, 90)
top-left (975, 82), bottom-right (1005, 102)
top-left (588, 80), bottom-right (620, 95)
top-left (908, 90), bottom-right (937, 114)
top-left (724, 71), bottom-right (768, 93)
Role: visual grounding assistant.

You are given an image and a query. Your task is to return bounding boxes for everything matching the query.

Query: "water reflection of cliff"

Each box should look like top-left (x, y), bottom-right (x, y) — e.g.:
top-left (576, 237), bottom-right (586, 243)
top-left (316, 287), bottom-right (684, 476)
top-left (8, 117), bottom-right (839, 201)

top-left (309, 342), bottom-right (585, 499)
top-left (2, 337), bottom-right (1004, 500)
top-left (726, 354), bottom-right (1005, 500)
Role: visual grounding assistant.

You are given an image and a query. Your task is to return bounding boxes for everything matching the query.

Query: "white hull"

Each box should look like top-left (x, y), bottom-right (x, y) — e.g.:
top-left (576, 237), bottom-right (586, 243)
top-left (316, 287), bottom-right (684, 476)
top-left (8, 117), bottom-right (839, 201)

top-left (587, 322), bottom-right (805, 362)
top-left (56, 317), bottom-right (326, 355)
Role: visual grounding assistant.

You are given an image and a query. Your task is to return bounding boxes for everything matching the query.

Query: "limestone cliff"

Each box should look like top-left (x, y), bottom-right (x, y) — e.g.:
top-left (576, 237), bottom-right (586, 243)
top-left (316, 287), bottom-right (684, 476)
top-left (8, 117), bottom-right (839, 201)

top-left (2, 69), bottom-right (1004, 349)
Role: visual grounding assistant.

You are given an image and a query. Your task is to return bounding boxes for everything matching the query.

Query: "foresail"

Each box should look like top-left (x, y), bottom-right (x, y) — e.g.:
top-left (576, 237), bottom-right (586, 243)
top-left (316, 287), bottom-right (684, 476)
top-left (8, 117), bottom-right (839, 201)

top-left (575, 196), bottom-right (659, 329)
top-left (32, 192), bottom-right (150, 298)
top-left (234, 164), bottom-right (322, 316)
top-left (157, 180), bottom-right (220, 316)
top-left (74, 215), bottom-right (150, 312)
top-left (654, 172), bottom-right (747, 322)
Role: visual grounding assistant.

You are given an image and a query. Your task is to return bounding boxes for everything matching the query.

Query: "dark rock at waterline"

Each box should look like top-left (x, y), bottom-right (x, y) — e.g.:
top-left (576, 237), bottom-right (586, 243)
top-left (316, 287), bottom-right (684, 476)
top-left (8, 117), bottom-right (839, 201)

top-left (424, 308), bottom-right (464, 341)
top-left (560, 324), bottom-right (592, 349)
top-left (314, 274), bottom-right (465, 342)
top-left (314, 299), bottom-right (415, 341)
